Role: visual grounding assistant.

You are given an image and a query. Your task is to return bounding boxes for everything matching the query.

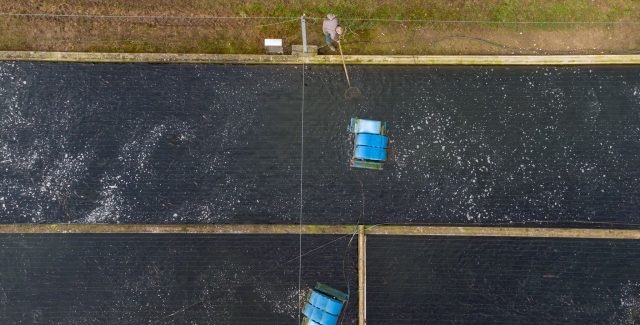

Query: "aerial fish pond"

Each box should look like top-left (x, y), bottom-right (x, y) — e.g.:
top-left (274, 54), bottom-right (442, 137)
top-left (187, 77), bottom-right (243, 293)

top-left (0, 62), bottom-right (639, 226)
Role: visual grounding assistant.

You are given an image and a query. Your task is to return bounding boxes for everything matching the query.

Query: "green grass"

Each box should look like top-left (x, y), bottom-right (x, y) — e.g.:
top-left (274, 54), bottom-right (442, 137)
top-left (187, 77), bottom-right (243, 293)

top-left (490, 0), bottom-right (636, 22)
top-left (2, 0), bottom-right (638, 22)
top-left (0, 0), bottom-right (638, 54)
top-left (227, 0), bottom-right (639, 22)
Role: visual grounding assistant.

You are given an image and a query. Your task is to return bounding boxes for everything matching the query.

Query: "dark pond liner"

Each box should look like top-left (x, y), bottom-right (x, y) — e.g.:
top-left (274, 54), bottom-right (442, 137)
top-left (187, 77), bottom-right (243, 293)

top-left (0, 234), bottom-right (358, 324)
top-left (0, 63), bottom-right (638, 226)
top-left (367, 235), bottom-right (640, 324)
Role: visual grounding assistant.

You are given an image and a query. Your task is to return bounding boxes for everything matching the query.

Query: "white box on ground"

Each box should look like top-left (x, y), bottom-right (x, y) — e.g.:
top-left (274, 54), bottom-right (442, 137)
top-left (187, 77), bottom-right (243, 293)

top-left (264, 39), bottom-right (284, 54)
top-left (264, 39), bottom-right (283, 47)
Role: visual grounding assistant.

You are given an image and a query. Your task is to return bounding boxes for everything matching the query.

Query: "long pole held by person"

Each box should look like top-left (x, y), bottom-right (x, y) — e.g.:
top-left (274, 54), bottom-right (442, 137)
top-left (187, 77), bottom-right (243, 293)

top-left (337, 40), bottom-right (351, 87)
top-left (337, 37), bottom-right (362, 99)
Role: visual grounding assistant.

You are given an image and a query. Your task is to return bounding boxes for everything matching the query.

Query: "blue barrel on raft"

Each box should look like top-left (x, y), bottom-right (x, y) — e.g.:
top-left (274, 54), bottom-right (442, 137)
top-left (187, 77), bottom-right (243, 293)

top-left (302, 283), bottom-right (349, 325)
top-left (349, 117), bottom-right (389, 170)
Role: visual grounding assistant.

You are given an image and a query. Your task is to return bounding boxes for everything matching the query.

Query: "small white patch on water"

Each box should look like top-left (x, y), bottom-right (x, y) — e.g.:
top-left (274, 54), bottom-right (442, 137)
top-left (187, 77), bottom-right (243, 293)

top-left (616, 281), bottom-right (640, 325)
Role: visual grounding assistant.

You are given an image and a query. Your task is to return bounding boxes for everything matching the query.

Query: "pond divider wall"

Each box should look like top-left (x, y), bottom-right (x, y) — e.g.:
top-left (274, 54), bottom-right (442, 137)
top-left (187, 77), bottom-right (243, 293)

top-left (1, 51), bottom-right (640, 65)
top-left (2, 224), bottom-right (640, 239)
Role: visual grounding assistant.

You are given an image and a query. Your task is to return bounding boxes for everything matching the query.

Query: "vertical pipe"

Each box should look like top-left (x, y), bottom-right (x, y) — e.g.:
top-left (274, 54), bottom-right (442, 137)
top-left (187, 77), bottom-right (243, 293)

top-left (358, 225), bottom-right (366, 325)
top-left (301, 15), bottom-right (307, 54)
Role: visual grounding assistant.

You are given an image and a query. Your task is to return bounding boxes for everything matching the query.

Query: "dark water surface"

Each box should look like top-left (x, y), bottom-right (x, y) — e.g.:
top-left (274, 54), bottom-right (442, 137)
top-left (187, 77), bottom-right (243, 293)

top-left (1, 62), bottom-right (639, 225)
top-left (0, 234), bottom-right (358, 324)
top-left (367, 236), bottom-right (640, 324)
top-left (3, 234), bottom-right (639, 324)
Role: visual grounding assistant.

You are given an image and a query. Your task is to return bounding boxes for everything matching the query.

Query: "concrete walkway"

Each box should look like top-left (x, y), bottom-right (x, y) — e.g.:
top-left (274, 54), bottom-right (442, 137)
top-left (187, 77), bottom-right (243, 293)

top-left (3, 224), bottom-right (640, 239)
top-left (1, 51), bottom-right (640, 65)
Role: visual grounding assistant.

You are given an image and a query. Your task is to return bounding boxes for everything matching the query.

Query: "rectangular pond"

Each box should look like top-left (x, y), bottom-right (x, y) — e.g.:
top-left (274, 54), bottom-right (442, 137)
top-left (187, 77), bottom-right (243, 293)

top-left (0, 233), bottom-right (358, 324)
top-left (367, 236), bottom-right (640, 324)
top-left (0, 63), bottom-right (638, 226)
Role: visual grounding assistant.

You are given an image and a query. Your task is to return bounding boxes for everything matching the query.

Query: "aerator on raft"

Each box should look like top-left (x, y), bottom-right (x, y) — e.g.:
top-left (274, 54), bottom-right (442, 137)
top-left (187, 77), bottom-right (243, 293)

top-left (349, 117), bottom-right (389, 170)
top-left (302, 283), bottom-right (349, 325)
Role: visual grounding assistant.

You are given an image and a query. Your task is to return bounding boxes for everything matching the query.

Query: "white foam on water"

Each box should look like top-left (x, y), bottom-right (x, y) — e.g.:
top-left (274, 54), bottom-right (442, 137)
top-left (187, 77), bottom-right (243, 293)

top-left (84, 174), bottom-right (125, 223)
top-left (0, 63), bottom-right (99, 222)
top-left (254, 284), bottom-right (300, 318)
top-left (616, 281), bottom-right (640, 325)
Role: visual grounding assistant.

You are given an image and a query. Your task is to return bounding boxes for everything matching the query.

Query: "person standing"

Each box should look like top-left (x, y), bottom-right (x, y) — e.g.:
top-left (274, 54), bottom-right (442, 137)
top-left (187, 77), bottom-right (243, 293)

top-left (322, 14), bottom-right (343, 51)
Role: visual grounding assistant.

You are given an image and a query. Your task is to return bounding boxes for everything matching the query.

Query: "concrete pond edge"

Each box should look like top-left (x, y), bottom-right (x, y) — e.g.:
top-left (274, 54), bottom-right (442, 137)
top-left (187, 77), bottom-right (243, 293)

top-left (1, 51), bottom-right (640, 65)
top-left (2, 224), bottom-right (640, 239)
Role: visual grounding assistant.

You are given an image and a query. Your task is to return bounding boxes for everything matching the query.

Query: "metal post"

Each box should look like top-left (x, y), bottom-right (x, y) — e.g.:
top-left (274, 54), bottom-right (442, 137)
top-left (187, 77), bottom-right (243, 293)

top-left (301, 14), bottom-right (307, 54)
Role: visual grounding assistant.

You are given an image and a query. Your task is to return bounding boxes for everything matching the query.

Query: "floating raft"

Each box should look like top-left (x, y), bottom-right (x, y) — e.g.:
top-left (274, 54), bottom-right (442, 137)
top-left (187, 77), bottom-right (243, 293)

top-left (349, 117), bottom-right (389, 170)
top-left (302, 283), bottom-right (349, 325)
